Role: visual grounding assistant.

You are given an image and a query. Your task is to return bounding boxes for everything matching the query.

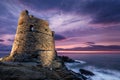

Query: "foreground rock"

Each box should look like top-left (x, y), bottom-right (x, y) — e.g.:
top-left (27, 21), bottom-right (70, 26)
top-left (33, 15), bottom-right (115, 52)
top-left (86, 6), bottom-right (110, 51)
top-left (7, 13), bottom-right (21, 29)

top-left (0, 61), bottom-right (85, 80)
top-left (0, 55), bottom-right (95, 80)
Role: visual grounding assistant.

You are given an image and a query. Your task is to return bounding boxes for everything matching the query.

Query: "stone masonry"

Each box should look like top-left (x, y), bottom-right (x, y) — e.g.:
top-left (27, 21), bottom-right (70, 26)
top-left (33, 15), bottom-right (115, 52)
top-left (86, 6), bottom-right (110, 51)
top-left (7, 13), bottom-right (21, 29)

top-left (3, 10), bottom-right (56, 67)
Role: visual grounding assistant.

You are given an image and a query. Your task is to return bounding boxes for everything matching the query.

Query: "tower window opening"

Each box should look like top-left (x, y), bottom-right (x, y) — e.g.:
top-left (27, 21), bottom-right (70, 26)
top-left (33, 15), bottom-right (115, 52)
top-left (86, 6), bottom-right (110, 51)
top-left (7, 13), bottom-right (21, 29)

top-left (45, 29), bottom-right (48, 31)
top-left (30, 25), bottom-right (34, 32)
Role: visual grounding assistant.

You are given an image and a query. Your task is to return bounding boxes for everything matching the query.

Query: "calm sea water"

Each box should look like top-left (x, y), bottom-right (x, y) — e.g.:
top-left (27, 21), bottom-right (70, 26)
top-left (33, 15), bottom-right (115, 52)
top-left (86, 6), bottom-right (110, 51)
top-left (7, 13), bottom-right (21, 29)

top-left (0, 51), bottom-right (120, 71)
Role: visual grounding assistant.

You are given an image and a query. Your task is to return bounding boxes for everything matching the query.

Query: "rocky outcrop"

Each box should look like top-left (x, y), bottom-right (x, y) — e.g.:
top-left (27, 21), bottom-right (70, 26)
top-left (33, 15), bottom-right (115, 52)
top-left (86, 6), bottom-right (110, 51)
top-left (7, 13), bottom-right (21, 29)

top-left (0, 61), bottom-right (84, 80)
top-left (0, 55), bottom-right (95, 80)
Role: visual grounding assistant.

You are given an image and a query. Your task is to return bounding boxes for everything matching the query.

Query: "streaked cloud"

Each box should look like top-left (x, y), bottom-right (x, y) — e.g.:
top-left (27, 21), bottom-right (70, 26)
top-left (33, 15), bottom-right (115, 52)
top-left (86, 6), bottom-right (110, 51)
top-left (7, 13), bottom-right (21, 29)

top-left (0, 0), bottom-right (120, 51)
top-left (0, 39), bottom-right (4, 42)
top-left (55, 34), bottom-right (66, 41)
top-left (0, 34), bottom-right (15, 45)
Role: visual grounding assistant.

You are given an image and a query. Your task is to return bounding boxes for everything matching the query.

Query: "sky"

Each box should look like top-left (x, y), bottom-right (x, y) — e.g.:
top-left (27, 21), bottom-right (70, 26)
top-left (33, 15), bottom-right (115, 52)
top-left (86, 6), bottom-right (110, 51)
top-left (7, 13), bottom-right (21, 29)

top-left (0, 0), bottom-right (120, 51)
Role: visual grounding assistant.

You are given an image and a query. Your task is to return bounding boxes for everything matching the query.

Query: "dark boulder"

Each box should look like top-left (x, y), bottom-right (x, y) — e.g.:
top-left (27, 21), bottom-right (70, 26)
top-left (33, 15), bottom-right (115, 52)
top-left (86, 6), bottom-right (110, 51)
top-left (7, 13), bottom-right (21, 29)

top-left (79, 69), bottom-right (95, 76)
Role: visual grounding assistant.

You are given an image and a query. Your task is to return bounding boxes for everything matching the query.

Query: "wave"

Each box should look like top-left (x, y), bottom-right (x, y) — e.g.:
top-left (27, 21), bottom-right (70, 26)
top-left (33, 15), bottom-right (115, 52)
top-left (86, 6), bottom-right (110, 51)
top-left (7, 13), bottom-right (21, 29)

top-left (65, 60), bottom-right (120, 80)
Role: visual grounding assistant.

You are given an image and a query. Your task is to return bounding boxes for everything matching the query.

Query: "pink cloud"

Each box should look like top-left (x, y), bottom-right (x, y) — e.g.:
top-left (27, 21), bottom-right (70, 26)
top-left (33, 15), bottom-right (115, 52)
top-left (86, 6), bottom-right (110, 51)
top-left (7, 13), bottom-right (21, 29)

top-left (0, 34), bottom-right (15, 45)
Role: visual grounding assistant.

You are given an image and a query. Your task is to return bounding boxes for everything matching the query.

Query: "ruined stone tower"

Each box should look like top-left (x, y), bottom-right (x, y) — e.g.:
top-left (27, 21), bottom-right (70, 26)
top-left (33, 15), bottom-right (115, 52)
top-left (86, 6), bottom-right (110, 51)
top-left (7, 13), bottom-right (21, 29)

top-left (6, 10), bottom-right (55, 67)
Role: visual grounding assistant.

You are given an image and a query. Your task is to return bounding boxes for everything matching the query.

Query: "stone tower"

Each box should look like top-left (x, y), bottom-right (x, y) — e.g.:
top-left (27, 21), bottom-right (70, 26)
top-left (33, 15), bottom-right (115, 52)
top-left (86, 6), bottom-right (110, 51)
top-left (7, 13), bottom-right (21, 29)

top-left (6, 10), bottom-right (55, 67)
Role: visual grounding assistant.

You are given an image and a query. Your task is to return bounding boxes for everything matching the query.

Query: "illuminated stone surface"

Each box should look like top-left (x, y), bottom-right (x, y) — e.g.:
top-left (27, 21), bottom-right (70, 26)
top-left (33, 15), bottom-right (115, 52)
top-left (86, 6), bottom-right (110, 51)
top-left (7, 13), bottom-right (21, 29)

top-left (2, 10), bottom-right (55, 67)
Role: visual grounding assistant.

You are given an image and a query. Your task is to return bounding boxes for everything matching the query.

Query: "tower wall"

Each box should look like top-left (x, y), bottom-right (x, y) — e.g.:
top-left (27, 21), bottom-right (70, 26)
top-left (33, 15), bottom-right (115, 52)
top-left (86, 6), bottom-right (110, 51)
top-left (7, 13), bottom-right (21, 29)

top-left (9, 10), bottom-right (55, 67)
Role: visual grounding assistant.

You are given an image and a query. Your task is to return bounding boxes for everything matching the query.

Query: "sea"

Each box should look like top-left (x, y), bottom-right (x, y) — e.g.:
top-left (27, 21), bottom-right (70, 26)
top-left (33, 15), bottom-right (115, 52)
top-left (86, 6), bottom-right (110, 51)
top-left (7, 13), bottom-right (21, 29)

top-left (58, 51), bottom-right (120, 80)
top-left (0, 51), bottom-right (120, 80)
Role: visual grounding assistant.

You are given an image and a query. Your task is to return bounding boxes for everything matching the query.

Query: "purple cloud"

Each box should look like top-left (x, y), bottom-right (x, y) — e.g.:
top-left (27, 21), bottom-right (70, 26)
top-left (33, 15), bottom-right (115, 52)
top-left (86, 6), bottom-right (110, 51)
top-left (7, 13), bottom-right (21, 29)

top-left (55, 34), bottom-right (66, 41)
top-left (7, 39), bottom-right (14, 42)
top-left (85, 42), bottom-right (95, 46)
top-left (0, 39), bottom-right (4, 42)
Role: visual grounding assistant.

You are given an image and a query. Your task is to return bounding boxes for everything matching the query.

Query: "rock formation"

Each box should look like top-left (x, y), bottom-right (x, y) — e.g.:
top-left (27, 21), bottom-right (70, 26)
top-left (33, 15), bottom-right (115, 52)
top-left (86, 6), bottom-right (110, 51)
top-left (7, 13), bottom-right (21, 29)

top-left (1, 10), bottom-right (56, 67)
